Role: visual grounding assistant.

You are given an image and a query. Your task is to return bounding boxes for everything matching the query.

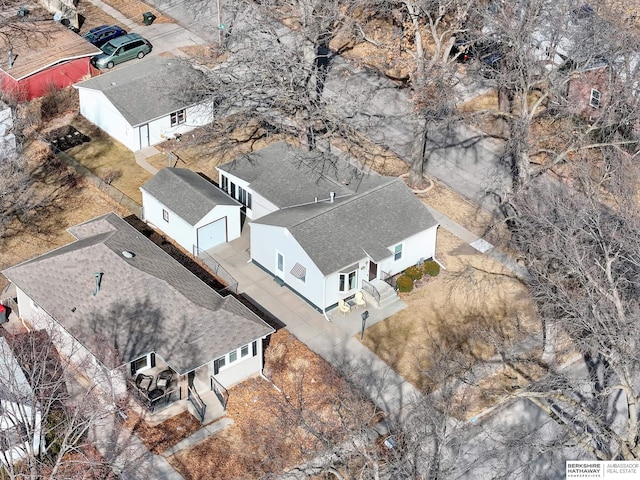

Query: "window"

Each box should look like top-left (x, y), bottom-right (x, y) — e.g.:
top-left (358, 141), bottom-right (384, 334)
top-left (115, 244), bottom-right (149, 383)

top-left (162, 209), bottom-right (169, 222)
top-left (230, 182), bottom-right (236, 198)
top-left (241, 345), bottom-right (249, 357)
top-left (213, 356), bottom-right (226, 374)
top-left (133, 356), bottom-right (147, 372)
top-left (339, 270), bottom-right (357, 292)
top-left (221, 175), bottom-right (228, 191)
top-left (277, 253), bottom-right (284, 272)
top-left (394, 244), bottom-right (403, 261)
top-left (589, 89), bottom-right (601, 109)
top-left (170, 109), bottom-right (186, 126)
top-left (252, 340), bottom-right (258, 356)
top-left (229, 350), bottom-right (238, 363)
top-left (237, 187), bottom-right (252, 209)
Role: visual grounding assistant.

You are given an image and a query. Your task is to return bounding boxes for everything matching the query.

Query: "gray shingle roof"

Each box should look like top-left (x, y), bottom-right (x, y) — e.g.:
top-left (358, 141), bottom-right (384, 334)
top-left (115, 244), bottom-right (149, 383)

top-left (141, 168), bottom-right (240, 225)
top-left (217, 142), bottom-right (392, 208)
top-left (253, 178), bottom-right (438, 275)
top-left (74, 56), bottom-right (208, 127)
top-left (2, 214), bottom-right (273, 374)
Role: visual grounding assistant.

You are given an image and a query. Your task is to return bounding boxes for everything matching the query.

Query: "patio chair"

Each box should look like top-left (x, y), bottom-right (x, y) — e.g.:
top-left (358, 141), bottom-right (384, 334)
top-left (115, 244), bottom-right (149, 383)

top-left (135, 373), bottom-right (153, 392)
top-left (338, 299), bottom-right (351, 315)
top-left (155, 369), bottom-right (173, 390)
top-left (354, 291), bottom-right (367, 309)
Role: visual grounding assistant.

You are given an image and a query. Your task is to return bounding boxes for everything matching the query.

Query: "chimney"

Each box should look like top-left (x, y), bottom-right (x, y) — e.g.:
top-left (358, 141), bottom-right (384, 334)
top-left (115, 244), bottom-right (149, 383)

top-left (329, 192), bottom-right (335, 203)
top-left (93, 272), bottom-right (103, 296)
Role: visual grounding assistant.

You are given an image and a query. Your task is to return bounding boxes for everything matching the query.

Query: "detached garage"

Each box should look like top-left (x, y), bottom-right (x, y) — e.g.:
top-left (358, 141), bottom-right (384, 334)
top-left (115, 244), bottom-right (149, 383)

top-left (141, 168), bottom-right (242, 254)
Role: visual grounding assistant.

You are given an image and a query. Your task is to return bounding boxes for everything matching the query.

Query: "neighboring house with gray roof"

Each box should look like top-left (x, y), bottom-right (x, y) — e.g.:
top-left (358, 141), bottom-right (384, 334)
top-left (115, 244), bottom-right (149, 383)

top-left (2, 213), bottom-right (273, 422)
top-left (217, 142), bottom-right (439, 311)
top-left (141, 168), bottom-right (242, 254)
top-left (74, 56), bottom-right (212, 152)
top-left (0, 337), bottom-right (42, 465)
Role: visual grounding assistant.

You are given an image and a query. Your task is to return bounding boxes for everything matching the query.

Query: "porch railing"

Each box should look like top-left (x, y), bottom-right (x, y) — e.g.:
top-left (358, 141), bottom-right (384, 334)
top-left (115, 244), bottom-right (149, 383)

top-left (211, 376), bottom-right (229, 410)
top-left (362, 280), bottom-right (380, 306)
top-left (380, 270), bottom-right (396, 288)
top-left (128, 380), bottom-right (181, 413)
top-left (188, 386), bottom-right (207, 422)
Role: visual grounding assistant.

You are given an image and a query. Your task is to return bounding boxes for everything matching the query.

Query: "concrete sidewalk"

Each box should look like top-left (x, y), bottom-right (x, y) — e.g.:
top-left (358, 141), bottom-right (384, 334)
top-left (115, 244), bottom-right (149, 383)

top-left (84, 0), bottom-right (209, 58)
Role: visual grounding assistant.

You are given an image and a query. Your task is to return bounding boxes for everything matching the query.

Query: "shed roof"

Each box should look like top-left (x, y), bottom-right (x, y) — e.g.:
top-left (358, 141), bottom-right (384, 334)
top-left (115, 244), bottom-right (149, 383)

top-left (0, 21), bottom-right (101, 81)
top-left (2, 213), bottom-right (273, 374)
top-left (141, 168), bottom-right (241, 225)
top-left (74, 56), bottom-right (209, 126)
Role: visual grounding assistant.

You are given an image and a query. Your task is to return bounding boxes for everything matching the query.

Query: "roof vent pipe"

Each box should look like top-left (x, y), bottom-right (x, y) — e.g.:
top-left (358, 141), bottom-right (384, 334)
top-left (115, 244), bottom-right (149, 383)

top-left (314, 197), bottom-right (318, 203)
top-left (330, 192), bottom-right (335, 203)
top-left (7, 50), bottom-right (12, 69)
top-left (93, 272), bottom-right (103, 296)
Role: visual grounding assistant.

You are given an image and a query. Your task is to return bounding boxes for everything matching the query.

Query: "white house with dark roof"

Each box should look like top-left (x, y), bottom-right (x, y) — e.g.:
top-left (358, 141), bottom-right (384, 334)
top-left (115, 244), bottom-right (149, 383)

top-left (2, 213), bottom-right (273, 422)
top-left (141, 168), bottom-right (242, 254)
top-left (0, 337), bottom-right (42, 465)
top-left (217, 142), bottom-right (439, 311)
top-left (74, 56), bottom-right (213, 152)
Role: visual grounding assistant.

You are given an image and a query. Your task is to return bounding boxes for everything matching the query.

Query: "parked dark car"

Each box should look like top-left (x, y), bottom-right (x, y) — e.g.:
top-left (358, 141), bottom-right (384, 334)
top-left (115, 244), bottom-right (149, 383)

top-left (83, 25), bottom-right (127, 48)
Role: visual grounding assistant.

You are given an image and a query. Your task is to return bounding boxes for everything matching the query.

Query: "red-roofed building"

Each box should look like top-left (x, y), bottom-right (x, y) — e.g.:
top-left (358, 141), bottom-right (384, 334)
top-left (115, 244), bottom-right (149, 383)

top-left (0, 21), bottom-right (101, 100)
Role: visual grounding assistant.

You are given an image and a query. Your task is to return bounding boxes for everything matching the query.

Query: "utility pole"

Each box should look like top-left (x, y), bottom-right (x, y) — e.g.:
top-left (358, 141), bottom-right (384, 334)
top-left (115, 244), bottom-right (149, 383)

top-left (217, 0), bottom-right (223, 45)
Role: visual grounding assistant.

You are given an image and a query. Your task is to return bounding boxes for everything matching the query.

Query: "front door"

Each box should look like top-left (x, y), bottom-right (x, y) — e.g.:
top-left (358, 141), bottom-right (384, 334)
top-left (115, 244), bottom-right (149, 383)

top-left (369, 261), bottom-right (378, 281)
top-left (139, 123), bottom-right (150, 148)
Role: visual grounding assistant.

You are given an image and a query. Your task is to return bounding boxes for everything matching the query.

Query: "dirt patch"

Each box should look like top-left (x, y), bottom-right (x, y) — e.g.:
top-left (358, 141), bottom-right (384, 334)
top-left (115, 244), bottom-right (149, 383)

top-left (361, 229), bottom-right (537, 394)
top-left (168, 329), bottom-right (375, 479)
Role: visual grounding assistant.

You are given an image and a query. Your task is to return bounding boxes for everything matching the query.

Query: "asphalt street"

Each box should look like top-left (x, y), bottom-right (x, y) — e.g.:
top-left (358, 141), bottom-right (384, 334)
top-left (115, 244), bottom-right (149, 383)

top-left (142, 0), bottom-right (512, 213)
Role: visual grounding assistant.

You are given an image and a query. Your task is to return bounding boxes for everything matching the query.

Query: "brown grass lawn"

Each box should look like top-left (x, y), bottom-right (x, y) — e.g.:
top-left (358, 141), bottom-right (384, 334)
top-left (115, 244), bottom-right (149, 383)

top-left (361, 229), bottom-right (538, 398)
top-left (98, 0), bottom-right (173, 26)
top-left (67, 115), bottom-right (152, 203)
top-left (0, 142), bottom-right (129, 289)
top-left (76, 0), bottom-right (122, 34)
top-left (168, 330), bottom-right (374, 479)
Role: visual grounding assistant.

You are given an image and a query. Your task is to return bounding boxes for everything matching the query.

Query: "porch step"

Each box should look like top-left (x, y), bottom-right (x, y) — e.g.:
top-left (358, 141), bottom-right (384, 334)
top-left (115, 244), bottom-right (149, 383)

top-left (369, 279), bottom-right (399, 308)
top-left (198, 388), bottom-right (226, 424)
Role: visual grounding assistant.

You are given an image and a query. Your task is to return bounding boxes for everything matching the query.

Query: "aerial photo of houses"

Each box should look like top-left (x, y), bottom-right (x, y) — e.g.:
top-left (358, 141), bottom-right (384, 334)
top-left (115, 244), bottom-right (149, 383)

top-left (0, 0), bottom-right (639, 478)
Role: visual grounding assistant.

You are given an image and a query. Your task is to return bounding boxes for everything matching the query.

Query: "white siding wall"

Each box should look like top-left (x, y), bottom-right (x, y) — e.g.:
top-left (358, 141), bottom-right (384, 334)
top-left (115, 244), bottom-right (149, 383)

top-left (324, 260), bottom-right (368, 308)
top-left (195, 205), bottom-right (241, 244)
top-left (15, 289), bottom-right (127, 399)
top-left (77, 88), bottom-right (137, 151)
top-left (141, 190), bottom-right (195, 253)
top-left (377, 226), bottom-right (438, 277)
top-left (250, 224), bottom-right (325, 309)
top-left (216, 170), bottom-right (278, 220)
top-left (146, 101), bottom-right (213, 150)
top-left (209, 337), bottom-right (266, 388)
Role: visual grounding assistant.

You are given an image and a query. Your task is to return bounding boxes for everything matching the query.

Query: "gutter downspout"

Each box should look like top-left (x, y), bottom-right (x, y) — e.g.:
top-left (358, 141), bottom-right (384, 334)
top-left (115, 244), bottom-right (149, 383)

top-left (323, 276), bottom-right (330, 321)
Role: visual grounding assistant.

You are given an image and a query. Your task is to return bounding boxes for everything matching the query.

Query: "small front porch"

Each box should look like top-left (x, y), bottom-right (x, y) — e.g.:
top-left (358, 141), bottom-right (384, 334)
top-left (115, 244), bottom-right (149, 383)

top-left (127, 360), bottom-right (227, 425)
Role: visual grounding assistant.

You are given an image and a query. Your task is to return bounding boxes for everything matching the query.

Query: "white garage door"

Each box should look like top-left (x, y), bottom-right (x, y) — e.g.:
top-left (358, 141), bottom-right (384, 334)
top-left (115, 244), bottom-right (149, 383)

top-left (197, 217), bottom-right (227, 251)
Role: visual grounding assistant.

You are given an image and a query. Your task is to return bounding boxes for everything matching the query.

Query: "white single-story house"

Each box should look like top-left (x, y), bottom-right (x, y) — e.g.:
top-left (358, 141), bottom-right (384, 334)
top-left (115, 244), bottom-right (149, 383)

top-left (0, 337), bottom-right (42, 465)
top-left (141, 168), bottom-right (242, 255)
top-left (217, 142), bottom-right (439, 311)
top-left (74, 56), bottom-right (213, 152)
top-left (2, 213), bottom-right (273, 422)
